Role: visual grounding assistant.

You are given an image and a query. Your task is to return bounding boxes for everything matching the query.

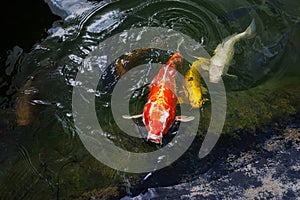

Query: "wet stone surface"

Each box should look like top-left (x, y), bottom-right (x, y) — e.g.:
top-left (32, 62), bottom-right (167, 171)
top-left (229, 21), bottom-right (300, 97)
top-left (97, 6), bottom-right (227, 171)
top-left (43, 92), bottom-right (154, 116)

top-left (123, 118), bottom-right (300, 199)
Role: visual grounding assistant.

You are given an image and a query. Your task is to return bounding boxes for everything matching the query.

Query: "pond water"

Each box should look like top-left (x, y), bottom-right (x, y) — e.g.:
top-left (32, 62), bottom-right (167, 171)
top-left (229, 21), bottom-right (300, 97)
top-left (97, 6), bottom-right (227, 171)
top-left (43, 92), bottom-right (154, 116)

top-left (0, 0), bottom-right (300, 199)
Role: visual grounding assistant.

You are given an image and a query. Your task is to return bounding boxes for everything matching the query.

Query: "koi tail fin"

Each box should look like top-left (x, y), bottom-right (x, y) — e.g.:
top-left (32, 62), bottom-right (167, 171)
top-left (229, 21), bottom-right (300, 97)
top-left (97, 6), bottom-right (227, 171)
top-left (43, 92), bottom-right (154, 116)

top-left (244, 18), bottom-right (256, 38)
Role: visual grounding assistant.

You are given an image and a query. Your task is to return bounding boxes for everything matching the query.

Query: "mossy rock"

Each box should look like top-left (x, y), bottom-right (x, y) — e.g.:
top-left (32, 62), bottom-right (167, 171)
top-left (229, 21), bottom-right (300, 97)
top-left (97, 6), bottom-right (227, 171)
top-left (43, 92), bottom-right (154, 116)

top-left (221, 76), bottom-right (300, 135)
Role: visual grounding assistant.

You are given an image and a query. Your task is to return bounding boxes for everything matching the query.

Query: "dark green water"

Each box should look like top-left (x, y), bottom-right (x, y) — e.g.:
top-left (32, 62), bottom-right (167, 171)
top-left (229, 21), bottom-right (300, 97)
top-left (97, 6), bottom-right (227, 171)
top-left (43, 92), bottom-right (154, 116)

top-left (0, 0), bottom-right (300, 199)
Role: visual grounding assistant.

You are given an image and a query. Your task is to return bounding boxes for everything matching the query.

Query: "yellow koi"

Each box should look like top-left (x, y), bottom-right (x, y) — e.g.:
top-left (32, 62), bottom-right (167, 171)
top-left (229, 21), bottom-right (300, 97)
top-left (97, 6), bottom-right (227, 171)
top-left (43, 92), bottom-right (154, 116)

top-left (184, 57), bottom-right (209, 108)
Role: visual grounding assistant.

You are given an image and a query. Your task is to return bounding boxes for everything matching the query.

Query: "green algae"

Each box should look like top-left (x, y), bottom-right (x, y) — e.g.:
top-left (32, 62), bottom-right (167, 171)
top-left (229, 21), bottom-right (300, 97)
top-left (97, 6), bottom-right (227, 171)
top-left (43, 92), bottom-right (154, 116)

top-left (222, 76), bottom-right (300, 134)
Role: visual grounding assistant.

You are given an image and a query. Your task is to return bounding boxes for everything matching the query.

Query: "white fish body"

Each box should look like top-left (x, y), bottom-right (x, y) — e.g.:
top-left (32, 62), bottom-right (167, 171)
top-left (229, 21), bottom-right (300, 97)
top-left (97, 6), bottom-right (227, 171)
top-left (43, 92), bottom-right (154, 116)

top-left (207, 19), bottom-right (256, 83)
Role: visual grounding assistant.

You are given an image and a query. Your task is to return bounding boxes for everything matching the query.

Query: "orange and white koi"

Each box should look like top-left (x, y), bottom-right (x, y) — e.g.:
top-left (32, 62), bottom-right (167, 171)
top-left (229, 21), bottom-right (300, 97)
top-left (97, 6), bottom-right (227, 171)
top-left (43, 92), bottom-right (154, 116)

top-left (123, 53), bottom-right (194, 144)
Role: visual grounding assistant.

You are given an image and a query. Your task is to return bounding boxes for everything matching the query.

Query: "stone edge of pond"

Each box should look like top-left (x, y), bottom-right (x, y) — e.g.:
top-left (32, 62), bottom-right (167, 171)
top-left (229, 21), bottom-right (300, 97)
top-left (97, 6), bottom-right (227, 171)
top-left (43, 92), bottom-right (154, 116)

top-left (119, 113), bottom-right (300, 200)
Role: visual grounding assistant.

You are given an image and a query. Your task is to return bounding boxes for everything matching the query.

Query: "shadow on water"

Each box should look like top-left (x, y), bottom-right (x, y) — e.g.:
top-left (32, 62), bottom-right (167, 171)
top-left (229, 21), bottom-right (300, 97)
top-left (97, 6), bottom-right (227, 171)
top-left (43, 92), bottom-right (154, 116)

top-left (0, 0), bottom-right (300, 199)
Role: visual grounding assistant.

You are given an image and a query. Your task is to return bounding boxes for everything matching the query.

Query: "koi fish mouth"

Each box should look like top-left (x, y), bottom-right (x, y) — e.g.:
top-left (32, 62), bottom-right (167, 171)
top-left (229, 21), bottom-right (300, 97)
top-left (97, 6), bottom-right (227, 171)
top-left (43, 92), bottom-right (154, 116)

top-left (147, 133), bottom-right (162, 144)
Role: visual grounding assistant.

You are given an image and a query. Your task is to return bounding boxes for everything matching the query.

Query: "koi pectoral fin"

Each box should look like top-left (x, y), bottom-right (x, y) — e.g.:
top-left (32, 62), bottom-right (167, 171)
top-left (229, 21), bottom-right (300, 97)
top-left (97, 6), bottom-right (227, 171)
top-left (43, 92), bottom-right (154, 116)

top-left (225, 73), bottom-right (238, 79)
top-left (175, 115), bottom-right (195, 122)
top-left (122, 114), bottom-right (143, 119)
